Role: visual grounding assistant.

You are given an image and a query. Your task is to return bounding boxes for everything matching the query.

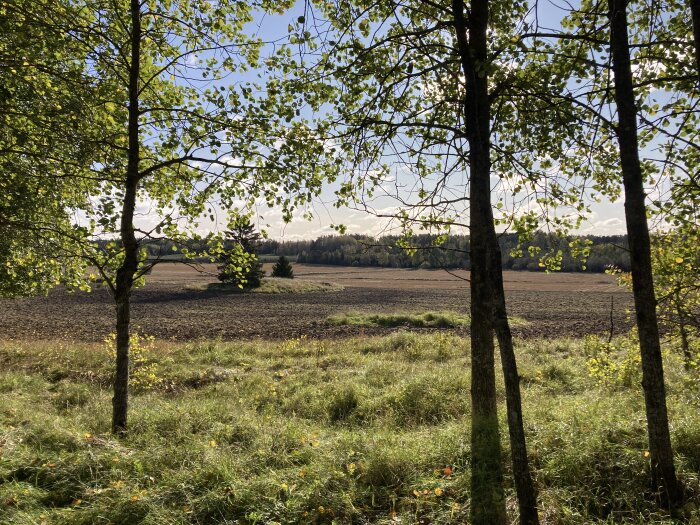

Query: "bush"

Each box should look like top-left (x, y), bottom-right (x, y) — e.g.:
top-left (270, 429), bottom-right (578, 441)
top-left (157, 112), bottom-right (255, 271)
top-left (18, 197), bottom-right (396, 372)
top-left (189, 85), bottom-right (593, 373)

top-left (271, 255), bottom-right (294, 278)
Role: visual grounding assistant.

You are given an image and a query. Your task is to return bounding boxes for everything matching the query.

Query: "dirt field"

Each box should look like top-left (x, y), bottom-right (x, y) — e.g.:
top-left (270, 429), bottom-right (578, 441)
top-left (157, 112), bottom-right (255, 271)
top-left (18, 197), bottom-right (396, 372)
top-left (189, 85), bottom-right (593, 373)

top-left (0, 263), bottom-right (633, 342)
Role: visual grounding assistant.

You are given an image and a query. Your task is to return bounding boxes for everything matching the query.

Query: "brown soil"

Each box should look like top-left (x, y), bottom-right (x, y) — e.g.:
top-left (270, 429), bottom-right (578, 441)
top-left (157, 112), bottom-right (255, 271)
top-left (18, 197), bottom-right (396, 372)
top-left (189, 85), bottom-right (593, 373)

top-left (0, 264), bottom-right (633, 342)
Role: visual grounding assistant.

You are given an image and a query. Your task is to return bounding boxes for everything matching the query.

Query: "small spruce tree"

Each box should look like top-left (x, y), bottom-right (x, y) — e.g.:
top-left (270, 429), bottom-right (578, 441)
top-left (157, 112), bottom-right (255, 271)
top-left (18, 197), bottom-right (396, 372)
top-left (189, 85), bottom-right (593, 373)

top-left (271, 255), bottom-right (294, 279)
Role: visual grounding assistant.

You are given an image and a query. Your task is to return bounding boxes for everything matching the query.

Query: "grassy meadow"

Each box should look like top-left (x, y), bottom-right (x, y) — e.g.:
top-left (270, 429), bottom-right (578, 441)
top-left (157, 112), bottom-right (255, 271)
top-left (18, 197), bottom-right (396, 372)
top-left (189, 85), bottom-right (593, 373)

top-left (1, 330), bottom-right (699, 524)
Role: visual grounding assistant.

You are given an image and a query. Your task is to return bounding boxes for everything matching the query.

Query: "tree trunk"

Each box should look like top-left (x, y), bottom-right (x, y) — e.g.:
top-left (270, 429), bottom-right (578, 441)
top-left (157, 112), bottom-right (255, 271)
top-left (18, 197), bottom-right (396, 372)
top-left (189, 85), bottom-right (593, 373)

top-left (607, 0), bottom-right (683, 507)
top-left (452, 0), bottom-right (507, 522)
top-left (112, 0), bottom-right (142, 436)
top-left (691, 0), bottom-right (700, 81)
top-left (675, 298), bottom-right (692, 370)
top-left (491, 245), bottom-right (540, 524)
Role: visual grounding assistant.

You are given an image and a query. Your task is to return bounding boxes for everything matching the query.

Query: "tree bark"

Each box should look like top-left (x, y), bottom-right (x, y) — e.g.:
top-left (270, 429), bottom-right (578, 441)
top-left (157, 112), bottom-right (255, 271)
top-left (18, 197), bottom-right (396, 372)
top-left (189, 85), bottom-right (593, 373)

top-left (675, 297), bottom-right (692, 370)
top-left (607, 0), bottom-right (683, 507)
top-left (452, 0), bottom-right (507, 522)
top-left (491, 247), bottom-right (540, 524)
top-left (691, 0), bottom-right (700, 81)
top-left (112, 0), bottom-right (142, 436)
top-left (452, 0), bottom-right (539, 522)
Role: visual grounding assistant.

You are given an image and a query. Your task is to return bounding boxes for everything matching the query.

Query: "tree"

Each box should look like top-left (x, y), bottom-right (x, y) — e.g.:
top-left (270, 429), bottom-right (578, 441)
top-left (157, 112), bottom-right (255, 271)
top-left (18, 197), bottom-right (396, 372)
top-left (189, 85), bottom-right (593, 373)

top-left (539, 0), bottom-right (697, 505)
top-left (607, 0), bottom-right (683, 503)
top-left (295, 0), bottom-right (597, 520)
top-left (218, 218), bottom-right (265, 288)
top-left (271, 255), bottom-right (294, 278)
top-left (7, 0), bottom-right (336, 435)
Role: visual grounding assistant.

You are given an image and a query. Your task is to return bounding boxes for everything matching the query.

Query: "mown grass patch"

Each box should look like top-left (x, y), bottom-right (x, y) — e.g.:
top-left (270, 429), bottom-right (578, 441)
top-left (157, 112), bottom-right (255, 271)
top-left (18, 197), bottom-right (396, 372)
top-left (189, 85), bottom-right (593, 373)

top-left (327, 310), bottom-right (472, 328)
top-left (188, 278), bottom-right (344, 295)
top-left (254, 278), bottom-right (343, 294)
top-left (0, 334), bottom-right (698, 524)
top-left (327, 310), bottom-right (528, 329)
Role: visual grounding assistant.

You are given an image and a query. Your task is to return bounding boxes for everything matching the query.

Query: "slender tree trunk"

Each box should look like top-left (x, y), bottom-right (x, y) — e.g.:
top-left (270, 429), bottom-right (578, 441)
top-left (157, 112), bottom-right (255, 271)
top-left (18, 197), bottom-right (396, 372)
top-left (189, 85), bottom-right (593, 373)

top-left (675, 298), bottom-right (692, 370)
top-left (607, 0), bottom-right (683, 506)
top-left (112, 0), bottom-right (142, 436)
top-left (452, 1), bottom-right (506, 522)
top-left (452, 0), bottom-right (539, 522)
top-left (491, 245), bottom-right (540, 524)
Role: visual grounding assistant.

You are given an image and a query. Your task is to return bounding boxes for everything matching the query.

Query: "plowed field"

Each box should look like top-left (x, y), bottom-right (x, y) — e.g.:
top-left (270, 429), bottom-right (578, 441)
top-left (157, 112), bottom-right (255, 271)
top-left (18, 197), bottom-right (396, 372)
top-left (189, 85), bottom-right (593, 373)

top-left (0, 264), bottom-right (633, 342)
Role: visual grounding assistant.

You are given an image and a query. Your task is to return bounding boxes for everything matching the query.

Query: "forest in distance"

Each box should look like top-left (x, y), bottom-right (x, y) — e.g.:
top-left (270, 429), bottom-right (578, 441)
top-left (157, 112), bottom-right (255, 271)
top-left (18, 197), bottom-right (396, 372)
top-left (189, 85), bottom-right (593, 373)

top-left (142, 232), bottom-right (632, 272)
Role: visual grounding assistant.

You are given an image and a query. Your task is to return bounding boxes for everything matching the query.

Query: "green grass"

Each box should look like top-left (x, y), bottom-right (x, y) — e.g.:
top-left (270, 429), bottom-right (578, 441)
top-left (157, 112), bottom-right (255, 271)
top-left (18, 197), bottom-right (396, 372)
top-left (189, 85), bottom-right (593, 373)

top-left (327, 310), bottom-right (528, 329)
top-left (189, 278), bottom-right (344, 295)
top-left (0, 334), bottom-right (699, 524)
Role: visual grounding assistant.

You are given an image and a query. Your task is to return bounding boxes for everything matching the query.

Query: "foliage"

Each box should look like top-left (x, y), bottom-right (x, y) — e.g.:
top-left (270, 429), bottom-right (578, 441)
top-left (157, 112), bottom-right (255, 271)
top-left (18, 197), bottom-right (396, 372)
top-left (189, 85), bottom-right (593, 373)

top-left (0, 0), bottom-right (105, 296)
top-left (103, 332), bottom-right (162, 392)
top-left (609, 230), bottom-right (700, 365)
top-left (1, 335), bottom-right (699, 523)
top-left (217, 219), bottom-right (265, 288)
top-left (584, 331), bottom-right (643, 389)
top-left (271, 256), bottom-right (294, 278)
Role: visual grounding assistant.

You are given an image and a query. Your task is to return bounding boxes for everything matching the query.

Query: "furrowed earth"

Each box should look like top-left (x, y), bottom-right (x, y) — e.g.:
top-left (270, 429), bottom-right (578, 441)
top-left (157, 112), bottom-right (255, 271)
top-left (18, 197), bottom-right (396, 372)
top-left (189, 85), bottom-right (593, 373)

top-left (2, 265), bottom-right (699, 525)
top-left (0, 264), bottom-right (633, 342)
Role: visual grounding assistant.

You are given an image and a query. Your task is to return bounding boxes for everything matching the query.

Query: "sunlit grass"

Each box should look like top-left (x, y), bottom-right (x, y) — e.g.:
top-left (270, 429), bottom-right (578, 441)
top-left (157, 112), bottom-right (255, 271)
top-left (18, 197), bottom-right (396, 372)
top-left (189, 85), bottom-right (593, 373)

top-left (0, 334), bottom-right (698, 523)
top-left (327, 310), bottom-right (528, 329)
top-left (187, 277), bottom-right (344, 294)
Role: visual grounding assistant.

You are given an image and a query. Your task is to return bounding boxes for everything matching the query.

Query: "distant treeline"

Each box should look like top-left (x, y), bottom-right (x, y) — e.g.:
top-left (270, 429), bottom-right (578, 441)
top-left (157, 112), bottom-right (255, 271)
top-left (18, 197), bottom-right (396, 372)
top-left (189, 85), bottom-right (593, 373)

top-left (125, 232), bottom-right (630, 273)
top-left (291, 233), bottom-right (630, 272)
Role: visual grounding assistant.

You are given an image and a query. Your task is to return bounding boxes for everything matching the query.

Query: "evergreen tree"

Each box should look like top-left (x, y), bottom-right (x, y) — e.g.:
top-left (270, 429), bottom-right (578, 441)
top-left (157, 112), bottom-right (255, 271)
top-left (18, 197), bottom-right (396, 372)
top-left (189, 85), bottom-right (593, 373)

top-left (271, 256), bottom-right (294, 278)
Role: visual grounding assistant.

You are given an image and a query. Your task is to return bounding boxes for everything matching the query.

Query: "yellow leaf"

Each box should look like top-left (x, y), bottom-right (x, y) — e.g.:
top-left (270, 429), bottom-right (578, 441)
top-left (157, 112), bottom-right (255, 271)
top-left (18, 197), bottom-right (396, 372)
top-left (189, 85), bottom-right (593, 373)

top-left (675, 257), bottom-right (684, 264)
top-left (434, 487), bottom-right (444, 497)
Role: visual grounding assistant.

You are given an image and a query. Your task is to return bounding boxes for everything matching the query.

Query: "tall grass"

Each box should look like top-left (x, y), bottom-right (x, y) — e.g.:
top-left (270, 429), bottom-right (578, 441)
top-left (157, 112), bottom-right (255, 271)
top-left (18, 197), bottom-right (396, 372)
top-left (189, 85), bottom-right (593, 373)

top-left (0, 333), bottom-right (698, 523)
